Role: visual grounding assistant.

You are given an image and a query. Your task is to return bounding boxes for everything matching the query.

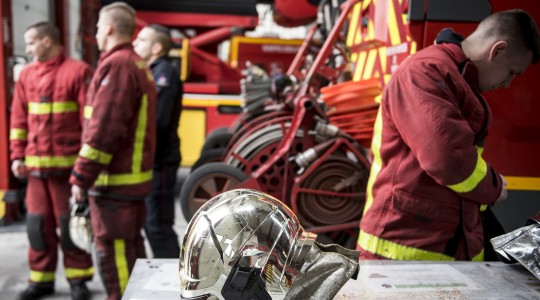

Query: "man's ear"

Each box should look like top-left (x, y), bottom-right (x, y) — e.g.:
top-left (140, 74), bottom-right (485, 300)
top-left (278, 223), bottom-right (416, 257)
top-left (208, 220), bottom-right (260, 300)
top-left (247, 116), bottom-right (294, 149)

top-left (104, 24), bottom-right (113, 36)
top-left (488, 41), bottom-right (508, 61)
top-left (151, 42), bottom-right (163, 56)
top-left (42, 36), bottom-right (52, 48)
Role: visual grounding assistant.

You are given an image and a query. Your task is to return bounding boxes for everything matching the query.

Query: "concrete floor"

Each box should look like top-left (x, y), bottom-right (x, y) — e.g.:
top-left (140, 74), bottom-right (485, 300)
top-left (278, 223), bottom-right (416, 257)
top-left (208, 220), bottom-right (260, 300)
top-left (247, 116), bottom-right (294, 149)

top-left (0, 169), bottom-right (190, 299)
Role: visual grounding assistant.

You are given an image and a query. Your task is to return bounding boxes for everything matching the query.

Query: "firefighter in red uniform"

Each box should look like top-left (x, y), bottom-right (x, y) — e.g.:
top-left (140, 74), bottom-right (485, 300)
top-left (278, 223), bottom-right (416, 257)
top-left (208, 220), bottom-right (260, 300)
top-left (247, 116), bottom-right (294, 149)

top-left (69, 2), bottom-right (156, 299)
top-left (358, 10), bottom-right (540, 261)
top-left (9, 22), bottom-right (94, 300)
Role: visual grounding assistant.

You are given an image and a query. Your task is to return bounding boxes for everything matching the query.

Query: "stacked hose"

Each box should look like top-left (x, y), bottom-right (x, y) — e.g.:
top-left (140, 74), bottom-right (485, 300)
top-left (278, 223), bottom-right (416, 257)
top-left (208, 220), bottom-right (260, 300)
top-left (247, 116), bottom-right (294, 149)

top-left (320, 79), bottom-right (382, 147)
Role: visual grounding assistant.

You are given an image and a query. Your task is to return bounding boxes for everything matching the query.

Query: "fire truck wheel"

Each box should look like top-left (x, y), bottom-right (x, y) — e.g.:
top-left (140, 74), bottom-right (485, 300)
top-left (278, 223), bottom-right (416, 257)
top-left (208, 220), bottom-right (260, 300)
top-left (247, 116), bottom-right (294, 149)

top-left (201, 131), bottom-right (234, 153)
top-left (180, 162), bottom-right (248, 222)
top-left (205, 127), bottom-right (230, 141)
top-left (190, 148), bottom-right (225, 173)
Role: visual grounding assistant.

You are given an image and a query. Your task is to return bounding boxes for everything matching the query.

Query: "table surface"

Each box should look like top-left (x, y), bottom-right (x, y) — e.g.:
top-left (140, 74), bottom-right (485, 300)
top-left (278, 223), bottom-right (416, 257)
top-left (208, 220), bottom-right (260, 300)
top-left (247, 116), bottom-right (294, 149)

top-left (123, 259), bottom-right (540, 299)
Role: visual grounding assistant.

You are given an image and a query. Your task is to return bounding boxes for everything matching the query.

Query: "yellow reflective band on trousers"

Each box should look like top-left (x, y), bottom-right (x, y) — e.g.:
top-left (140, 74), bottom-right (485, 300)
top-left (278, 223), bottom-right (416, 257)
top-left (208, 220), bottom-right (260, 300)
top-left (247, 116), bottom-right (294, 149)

top-left (132, 94), bottom-right (148, 173)
top-left (79, 144), bottom-right (112, 165)
top-left (9, 128), bottom-right (27, 140)
top-left (363, 108), bottom-right (383, 215)
top-left (25, 155), bottom-right (78, 168)
top-left (65, 267), bottom-right (95, 279)
top-left (472, 249), bottom-right (484, 261)
top-left (30, 270), bottom-right (55, 282)
top-left (447, 147), bottom-right (487, 193)
top-left (84, 106), bottom-right (93, 119)
top-left (28, 101), bottom-right (78, 114)
top-left (359, 230), bottom-right (485, 261)
top-left (114, 239), bottom-right (129, 293)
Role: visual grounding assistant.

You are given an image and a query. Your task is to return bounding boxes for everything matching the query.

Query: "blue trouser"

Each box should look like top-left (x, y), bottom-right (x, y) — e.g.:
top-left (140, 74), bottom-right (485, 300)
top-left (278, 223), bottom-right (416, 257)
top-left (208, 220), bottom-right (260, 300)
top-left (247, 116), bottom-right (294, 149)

top-left (144, 164), bottom-right (180, 258)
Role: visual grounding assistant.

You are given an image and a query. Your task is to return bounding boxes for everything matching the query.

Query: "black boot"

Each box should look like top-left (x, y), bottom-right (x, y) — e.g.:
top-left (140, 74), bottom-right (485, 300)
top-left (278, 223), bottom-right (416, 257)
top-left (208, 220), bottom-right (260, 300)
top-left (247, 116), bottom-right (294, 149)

top-left (17, 283), bottom-right (54, 300)
top-left (70, 281), bottom-right (90, 300)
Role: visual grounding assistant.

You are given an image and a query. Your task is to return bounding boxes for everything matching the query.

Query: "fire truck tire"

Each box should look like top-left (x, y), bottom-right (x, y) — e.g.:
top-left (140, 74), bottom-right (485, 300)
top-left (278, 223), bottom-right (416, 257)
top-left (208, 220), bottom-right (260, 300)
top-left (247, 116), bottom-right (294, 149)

top-left (201, 131), bottom-right (234, 153)
top-left (180, 162), bottom-right (248, 222)
top-left (205, 127), bottom-right (230, 141)
top-left (190, 148), bottom-right (225, 173)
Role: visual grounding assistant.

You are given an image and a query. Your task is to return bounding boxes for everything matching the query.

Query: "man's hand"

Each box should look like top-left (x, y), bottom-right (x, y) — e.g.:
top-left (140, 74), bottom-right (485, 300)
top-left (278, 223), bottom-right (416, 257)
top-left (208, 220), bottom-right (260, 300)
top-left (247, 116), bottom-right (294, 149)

top-left (71, 185), bottom-right (88, 203)
top-left (11, 159), bottom-right (26, 179)
top-left (496, 174), bottom-right (508, 203)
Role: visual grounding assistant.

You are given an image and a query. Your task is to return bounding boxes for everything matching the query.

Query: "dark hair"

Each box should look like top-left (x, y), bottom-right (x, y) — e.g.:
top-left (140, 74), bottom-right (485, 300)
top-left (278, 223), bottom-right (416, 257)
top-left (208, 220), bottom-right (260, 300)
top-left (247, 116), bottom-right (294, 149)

top-left (100, 2), bottom-right (136, 37)
top-left (25, 21), bottom-right (60, 45)
top-left (147, 24), bottom-right (172, 55)
top-left (481, 9), bottom-right (540, 63)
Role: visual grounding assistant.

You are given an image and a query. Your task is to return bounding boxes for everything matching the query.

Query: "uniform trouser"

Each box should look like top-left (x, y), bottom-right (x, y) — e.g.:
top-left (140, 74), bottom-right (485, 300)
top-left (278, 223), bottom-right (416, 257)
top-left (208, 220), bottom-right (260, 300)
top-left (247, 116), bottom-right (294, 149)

top-left (89, 196), bottom-right (146, 300)
top-left (26, 175), bottom-right (94, 285)
top-left (144, 164), bottom-right (180, 258)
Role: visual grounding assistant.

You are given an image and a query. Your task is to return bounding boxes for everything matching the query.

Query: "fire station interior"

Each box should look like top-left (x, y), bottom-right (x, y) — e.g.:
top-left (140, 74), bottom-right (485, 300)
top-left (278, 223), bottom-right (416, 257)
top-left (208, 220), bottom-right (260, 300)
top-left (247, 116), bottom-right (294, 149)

top-left (1, 0), bottom-right (540, 299)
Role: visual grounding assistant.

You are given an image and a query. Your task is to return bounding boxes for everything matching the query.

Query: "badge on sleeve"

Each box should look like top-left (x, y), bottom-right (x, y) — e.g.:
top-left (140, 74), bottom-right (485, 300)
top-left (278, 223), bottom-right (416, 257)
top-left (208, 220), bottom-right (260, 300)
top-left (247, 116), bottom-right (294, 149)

top-left (156, 74), bottom-right (169, 87)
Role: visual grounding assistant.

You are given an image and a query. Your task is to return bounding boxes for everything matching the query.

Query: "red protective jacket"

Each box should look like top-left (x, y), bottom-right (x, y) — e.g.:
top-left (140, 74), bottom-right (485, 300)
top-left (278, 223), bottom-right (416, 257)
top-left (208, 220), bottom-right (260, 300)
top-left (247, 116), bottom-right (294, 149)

top-left (70, 43), bottom-right (156, 199)
top-left (10, 51), bottom-right (92, 173)
top-left (358, 36), bottom-right (503, 261)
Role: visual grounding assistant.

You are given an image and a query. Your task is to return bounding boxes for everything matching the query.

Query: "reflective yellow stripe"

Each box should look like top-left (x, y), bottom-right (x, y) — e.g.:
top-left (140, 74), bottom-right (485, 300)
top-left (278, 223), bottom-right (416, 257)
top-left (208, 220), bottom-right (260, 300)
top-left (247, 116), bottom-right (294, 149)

top-left (132, 94), bottom-right (148, 173)
top-left (362, 49), bottom-right (378, 80)
top-left (388, 0), bottom-right (401, 45)
top-left (346, 2), bottom-right (362, 47)
top-left (28, 101), bottom-right (78, 114)
top-left (84, 106), bottom-right (93, 119)
top-left (9, 128), bottom-right (27, 140)
top-left (363, 108), bottom-right (383, 215)
top-left (479, 204), bottom-right (488, 212)
top-left (447, 147), bottom-right (487, 193)
top-left (353, 51), bottom-right (367, 81)
top-left (25, 155), bottom-right (77, 168)
top-left (358, 230), bottom-right (455, 260)
top-left (472, 249), bottom-right (484, 261)
top-left (65, 267), bottom-right (95, 279)
top-left (30, 270), bottom-right (55, 282)
top-left (378, 47), bottom-right (387, 74)
top-left (94, 170), bottom-right (152, 186)
top-left (114, 239), bottom-right (129, 293)
top-left (0, 191), bottom-right (6, 223)
top-left (79, 144), bottom-right (112, 165)
top-left (506, 176), bottom-right (540, 191)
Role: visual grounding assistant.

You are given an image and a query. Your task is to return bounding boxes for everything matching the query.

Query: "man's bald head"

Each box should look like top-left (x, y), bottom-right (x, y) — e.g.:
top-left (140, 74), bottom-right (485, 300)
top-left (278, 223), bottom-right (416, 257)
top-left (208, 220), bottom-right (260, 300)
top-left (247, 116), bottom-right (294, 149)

top-left (99, 1), bottom-right (136, 38)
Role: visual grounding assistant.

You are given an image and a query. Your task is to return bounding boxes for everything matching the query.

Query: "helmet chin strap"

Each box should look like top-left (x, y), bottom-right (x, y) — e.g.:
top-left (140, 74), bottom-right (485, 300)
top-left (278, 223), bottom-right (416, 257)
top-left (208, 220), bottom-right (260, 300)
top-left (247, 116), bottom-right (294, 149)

top-left (221, 267), bottom-right (271, 300)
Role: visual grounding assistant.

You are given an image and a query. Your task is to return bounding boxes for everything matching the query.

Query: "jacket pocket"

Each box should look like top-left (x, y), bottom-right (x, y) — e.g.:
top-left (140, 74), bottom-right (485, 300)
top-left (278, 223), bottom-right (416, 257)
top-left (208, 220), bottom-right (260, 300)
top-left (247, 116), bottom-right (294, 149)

top-left (392, 189), bottom-right (460, 225)
top-left (54, 133), bottom-right (81, 156)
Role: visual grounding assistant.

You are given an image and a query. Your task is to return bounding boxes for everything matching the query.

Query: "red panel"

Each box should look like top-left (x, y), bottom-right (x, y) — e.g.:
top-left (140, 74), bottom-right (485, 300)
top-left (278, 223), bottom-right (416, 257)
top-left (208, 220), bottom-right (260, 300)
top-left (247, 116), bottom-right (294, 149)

top-left (205, 106), bottom-right (240, 136)
top-left (0, 0), bottom-right (14, 190)
top-left (136, 11), bottom-right (258, 28)
top-left (273, 0), bottom-right (317, 27)
top-left (54, 0), bottom-right (70, 53)
top-left (482, 0), bottom-right (540, 177)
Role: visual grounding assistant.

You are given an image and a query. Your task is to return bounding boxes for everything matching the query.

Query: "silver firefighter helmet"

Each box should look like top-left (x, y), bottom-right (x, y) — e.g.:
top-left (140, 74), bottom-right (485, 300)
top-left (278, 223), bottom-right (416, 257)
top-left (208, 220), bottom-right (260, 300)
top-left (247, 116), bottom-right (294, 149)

top-left (179, 189), bottom-right (317, 300)
top-left (69, 199), bottom-right (93, 254)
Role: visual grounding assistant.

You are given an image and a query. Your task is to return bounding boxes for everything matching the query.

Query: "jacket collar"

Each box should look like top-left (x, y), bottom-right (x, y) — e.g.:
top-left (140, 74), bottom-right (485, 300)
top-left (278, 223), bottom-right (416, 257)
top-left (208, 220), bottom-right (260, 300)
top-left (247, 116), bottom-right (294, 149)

top-left (99, 42), bottom-right (133, 63)
top-left (35, 48), bottom-right (66, 68)
top-left (435, 28), bottom-right (480, 89)
top-left (150, 56), bottom-right (168, 69)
